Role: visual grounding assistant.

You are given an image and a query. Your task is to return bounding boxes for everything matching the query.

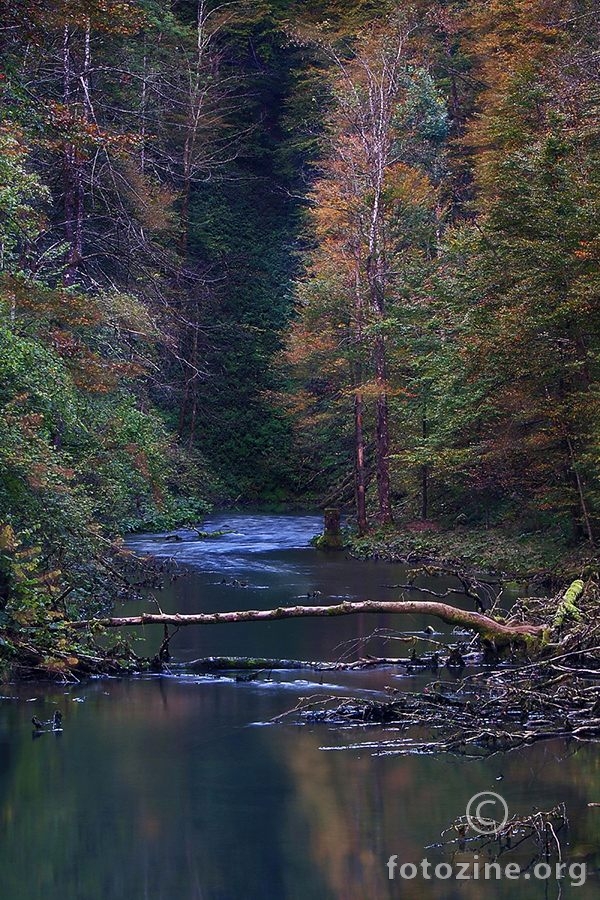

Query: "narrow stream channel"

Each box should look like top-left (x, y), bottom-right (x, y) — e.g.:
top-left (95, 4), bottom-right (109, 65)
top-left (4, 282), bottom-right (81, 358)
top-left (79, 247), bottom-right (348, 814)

top-left (1, 513), bottom-right (598, 899)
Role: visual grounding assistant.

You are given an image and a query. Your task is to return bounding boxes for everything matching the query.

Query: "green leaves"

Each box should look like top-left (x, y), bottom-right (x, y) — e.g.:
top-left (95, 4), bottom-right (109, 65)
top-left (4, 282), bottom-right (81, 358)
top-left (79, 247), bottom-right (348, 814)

top-left (0, 127), bottom-right (50, 263)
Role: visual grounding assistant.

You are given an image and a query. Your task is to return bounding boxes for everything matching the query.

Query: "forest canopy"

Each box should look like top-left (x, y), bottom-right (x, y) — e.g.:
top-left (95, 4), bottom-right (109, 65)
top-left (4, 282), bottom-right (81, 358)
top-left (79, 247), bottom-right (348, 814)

top-left (1, 0), bottom-right (599, 629)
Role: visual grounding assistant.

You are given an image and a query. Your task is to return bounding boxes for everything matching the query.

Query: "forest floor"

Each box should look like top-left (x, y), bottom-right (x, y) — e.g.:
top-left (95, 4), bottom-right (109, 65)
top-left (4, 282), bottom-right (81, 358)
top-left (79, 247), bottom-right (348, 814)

top-left (347, 522), bottom-right (596, 581)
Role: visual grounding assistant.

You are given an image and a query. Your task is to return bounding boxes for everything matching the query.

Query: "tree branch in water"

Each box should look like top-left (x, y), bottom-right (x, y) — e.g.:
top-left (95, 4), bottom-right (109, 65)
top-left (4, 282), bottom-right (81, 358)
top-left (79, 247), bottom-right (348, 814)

top-left (70, 599), bottom-right (545, 646)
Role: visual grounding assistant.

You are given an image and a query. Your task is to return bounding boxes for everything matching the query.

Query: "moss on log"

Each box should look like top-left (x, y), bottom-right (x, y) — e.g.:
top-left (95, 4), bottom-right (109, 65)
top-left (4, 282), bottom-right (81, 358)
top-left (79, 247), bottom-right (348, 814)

top-left (554, 579), bottom-right (585, 627)
top-left (181, 656), bottom-right (310, 672)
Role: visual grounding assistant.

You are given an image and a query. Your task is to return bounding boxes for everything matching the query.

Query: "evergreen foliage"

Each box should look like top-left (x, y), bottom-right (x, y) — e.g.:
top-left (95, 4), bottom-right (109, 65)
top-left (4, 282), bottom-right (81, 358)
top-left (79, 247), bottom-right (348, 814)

top-left (1, 0), bottom-right (599, 639)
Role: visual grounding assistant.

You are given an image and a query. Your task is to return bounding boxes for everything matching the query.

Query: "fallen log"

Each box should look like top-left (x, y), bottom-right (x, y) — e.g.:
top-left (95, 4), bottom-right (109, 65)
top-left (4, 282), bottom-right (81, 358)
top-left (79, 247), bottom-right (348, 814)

top-left (177, 652), bottom-right (459, 673)
top-left (179, 656), bottom-right (311, 672)
top-left (69, 599), bottom-right (546, 647)
top-left (554, 578), bottom-right (585, 627)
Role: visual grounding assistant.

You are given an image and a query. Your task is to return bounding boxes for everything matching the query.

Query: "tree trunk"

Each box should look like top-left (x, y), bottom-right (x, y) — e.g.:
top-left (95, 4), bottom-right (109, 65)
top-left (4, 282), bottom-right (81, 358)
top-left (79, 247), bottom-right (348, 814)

top-left (421, 465), bottom-right (428, 520)
top-left (374, 333), bottom-right (393, 525)
top-left (352, 257), bottom-right (368, 534)
top-left (421, 402), bottom-right (428, 519)
top-left (565, 434), bottom-right (594, 546)
top-left (140, 38), bottom-right (147, 175)
top-left (62, 21), bottom-right (90, 285)
top-left (62, 24), bottom-right (77, 285)
top-left (321, 508), bottom-right (343, 549)
top-left (354, 391), bottom-right (368, 535)
top-left (71, 599), bottom-right (545, 647)
top-left (179, 164), bottom-right (191, 256)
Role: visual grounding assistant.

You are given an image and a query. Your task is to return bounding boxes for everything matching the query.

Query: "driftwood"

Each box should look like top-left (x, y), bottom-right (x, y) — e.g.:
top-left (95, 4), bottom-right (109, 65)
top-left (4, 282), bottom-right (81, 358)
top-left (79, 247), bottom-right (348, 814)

top-left (70, 599), bottom-right (545, 647)
top-left (289, 582), bottom-right (600, 755)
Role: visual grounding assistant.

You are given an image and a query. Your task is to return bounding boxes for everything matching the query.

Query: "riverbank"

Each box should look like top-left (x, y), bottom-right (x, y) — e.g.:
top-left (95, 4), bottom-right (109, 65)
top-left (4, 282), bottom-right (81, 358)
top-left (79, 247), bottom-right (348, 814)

top-left (0, 618), bottom-right (153, 682)
top-left (2, 509), bottom-right (595, 681)
top-left (346, 522), bottom-right (596, 582)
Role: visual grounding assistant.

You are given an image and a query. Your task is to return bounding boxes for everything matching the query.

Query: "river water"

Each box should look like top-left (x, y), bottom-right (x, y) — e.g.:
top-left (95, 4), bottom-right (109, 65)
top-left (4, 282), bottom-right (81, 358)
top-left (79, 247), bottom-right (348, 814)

top-left (1, 512), bottom-right (598, 899)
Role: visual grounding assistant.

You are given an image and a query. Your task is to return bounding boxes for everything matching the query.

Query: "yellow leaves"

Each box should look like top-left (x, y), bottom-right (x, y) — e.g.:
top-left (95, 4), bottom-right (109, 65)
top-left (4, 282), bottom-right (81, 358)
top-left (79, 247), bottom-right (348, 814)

top-left (101, 291), bottom-right (159, 339)
top-left (13, 610), bottom-right (39, 626)
top-left (0, 525), bottom-right (17, 553)
top-left (42, 656), bottom-right (78, 674)
top-left (347, 380), bottom-right (412, 400)
top-left (37, 570), bottom-right (64, 593)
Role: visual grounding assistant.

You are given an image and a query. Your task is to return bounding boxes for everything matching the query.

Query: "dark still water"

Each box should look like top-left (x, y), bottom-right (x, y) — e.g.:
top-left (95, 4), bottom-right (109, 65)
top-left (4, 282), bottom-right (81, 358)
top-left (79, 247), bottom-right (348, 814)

top-left (1, 513), bottom-right (599, 899)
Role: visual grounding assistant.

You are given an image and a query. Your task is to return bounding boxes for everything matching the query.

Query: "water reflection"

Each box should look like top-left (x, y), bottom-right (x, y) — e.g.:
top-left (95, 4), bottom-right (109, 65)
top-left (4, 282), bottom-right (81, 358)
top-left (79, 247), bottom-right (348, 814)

top-left (0, 513), bottom-right (597, 899)
top-left (0, 679), bottom-right (599, 899)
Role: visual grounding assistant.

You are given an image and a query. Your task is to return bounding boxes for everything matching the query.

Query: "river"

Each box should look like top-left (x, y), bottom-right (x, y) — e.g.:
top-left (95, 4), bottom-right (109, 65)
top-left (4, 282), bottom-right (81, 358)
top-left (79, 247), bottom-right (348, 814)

top-left (0, 512), bottom-right (598, 899)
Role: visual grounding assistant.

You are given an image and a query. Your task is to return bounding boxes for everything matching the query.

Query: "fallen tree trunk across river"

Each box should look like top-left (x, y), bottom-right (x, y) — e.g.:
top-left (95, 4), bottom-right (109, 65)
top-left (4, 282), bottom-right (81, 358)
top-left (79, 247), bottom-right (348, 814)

top-left (70, 599), bottom-right (545, 647)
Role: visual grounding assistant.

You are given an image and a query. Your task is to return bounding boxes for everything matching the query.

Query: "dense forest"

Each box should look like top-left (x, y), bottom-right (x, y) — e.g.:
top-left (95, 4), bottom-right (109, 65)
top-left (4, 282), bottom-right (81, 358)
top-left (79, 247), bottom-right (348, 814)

top-left (1, 0), bottom-right (599, 634)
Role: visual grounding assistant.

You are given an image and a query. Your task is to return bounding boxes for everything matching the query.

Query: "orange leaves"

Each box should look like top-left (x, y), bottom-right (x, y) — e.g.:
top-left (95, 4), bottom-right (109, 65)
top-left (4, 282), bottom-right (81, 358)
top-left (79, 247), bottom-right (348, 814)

top-left (124, 444), bottom-right (163, 505)
top-left (126, 443), bottom-right (150, 479)
top-left (47, 103), bottom-right (142, 157)
top-left (50, 329), bottom-right (82, 359)
top-left (0, 124), bottom-right (27, 159)
top-left (12, 0), bottom-right (145, 36)
top-left (275, 388), bottom-right (315, 418)
top-left (384, 162), bottom-right (436, 210)
top-left (344, 379), bottom-right (412, 401)
top-left (310, 172), bottom-right (363, 242)
top-left (310, 142), bottom-right (436, 254)
top-left (574, 239), bottom-right (600, 262)
top-left (460, 0), bottom-right (576, 173)
top-left (286, 325), bottom-right (338, 365)
top-left (26, 461), bottom-right (55, 491)
top-left (16, 412), bottom-right (45, 432)
top-left (3, 402), bottom-right (49, 446)
top-left (463, 0), bottom-right (565, 80)
top-left (70, 355), bottom-right (143, 394)
top-left (1, 276), bottom-right (102, 334)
